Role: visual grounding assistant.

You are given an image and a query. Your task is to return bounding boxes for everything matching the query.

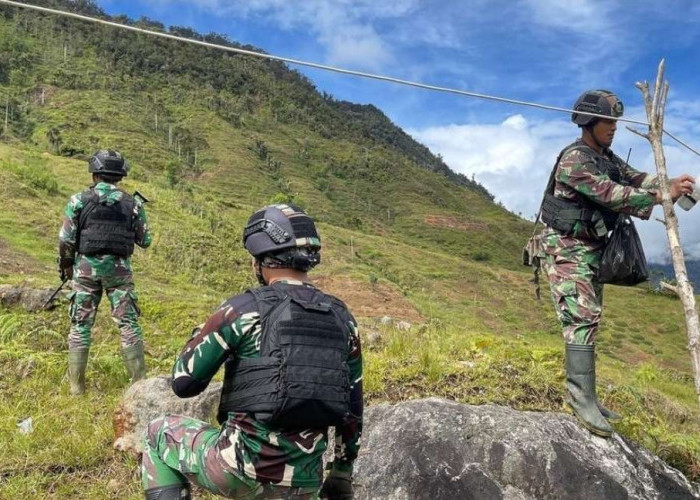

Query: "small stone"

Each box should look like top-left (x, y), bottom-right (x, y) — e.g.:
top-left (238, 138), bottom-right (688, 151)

top-left (395, 321), bottom-right (411, 331)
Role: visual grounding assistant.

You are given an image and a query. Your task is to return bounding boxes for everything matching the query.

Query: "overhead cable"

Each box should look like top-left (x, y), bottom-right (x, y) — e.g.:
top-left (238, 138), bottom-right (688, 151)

top-left (0, 0), bottom-right (698, 158)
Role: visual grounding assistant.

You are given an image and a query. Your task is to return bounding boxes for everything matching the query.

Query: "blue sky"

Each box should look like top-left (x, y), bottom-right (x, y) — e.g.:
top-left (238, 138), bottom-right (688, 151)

top-left (97, 0), bottom-right (700, 262)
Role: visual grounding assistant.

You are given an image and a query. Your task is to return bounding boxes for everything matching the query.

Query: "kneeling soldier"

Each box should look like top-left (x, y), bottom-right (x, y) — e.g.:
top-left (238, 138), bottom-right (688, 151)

top-left (142, 204), bottom-right (363, 499)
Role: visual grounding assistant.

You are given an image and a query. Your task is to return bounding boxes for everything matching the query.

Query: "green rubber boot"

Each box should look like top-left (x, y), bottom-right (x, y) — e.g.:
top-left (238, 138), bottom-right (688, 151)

top-left (598, 402), bottom-right (622, 423)
top-left (122, 342), bottom-right (146, 384)
top-left (68, 349), bottom-right (89, 395)
top-left (144, 485), bottom-right (191, 500)
top-left (565, 343), bottom-right (613, 437)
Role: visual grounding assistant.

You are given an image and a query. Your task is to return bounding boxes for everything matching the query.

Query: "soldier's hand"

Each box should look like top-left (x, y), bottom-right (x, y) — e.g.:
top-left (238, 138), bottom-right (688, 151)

top-left (59, 266), bottom-right (73, 281)
top-left (668, 174), bottom-right (695, 202)
top-left (320, 467), bottom-right (353, 500)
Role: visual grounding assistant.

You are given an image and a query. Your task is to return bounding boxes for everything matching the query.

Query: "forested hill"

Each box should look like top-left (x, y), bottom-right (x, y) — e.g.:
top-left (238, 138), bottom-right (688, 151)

top-left (0, 0), bottom-right (530, 268)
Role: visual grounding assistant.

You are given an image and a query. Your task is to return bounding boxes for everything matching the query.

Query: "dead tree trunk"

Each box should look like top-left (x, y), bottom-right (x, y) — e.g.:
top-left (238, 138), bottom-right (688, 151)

top-left (629, 59), bottom-right (700, 409)
top-left (3, 95), bottom-right (8, 136)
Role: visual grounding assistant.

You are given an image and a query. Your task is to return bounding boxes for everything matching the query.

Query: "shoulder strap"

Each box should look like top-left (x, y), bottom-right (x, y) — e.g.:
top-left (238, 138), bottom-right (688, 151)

top-left (248, 285), bottom-right (285, 319)
top-left (77, 188), bottom-right (99, 234)
top-left (120, 192), bottom-right (137, 230)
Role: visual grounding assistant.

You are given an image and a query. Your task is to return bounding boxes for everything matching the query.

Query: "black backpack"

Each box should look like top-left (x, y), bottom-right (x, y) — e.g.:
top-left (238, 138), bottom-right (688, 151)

top-left (217, 283), bottom-right (351, 428)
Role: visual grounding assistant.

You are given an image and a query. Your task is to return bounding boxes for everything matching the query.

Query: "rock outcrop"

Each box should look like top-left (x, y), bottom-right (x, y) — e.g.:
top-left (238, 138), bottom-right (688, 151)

top-left (354, 398), bottom-right (699, 500)
top-left (113, 376), bottom-right (221, 455)
top-left (0, 284), bottom-right (63, 312)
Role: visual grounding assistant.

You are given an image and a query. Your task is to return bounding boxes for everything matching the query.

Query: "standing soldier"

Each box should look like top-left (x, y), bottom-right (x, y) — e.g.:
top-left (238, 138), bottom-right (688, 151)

top-left (58, 150), bottom-right (152, 395)
top-left (141, 204), bottom-right (363, 500)
top-left (538, 90), bottom-right (694, 437)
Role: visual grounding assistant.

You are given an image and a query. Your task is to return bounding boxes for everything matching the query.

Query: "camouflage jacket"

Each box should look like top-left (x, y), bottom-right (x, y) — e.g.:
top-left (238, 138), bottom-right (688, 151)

top-left (58, 182), bottom-right (151, 278)
top-left (550, 139), bottom-right (659, 240)
top-left (171, 280), bottom-right (363, 489)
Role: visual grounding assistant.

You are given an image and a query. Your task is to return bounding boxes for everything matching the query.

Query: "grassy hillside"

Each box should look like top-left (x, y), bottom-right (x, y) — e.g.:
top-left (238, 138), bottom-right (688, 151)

top-left (0, 2), bottom-right (699, 498)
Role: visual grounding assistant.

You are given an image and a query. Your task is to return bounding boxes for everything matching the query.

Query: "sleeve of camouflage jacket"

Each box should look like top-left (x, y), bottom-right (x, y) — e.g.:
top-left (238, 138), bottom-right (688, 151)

top-left (171, 305), bottom-right (239, 397)
top-left (557, 149), bottom-right (657, 219)
top-left (133, 200), bottom-right (152, 249)
top-left (617, 154), bottom-right (659, 189)
top-left (333, 313), bottom-right (363, 474)
top-left (58, 193), bottom-right (83, 263)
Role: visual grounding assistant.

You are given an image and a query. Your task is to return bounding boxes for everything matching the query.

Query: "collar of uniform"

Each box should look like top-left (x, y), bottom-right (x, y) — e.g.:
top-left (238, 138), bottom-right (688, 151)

top-left (93, 181), bottom-right (117, 189)
top-left (269, 279), bottom-right (315, 287)
top-left (575, 138), bottom-right (613, 158)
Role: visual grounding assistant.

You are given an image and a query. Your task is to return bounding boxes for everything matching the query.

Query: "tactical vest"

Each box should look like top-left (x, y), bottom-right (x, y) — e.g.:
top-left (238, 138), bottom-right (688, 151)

top-left (217, 284), bottom-right (351, 429)
top-left (77, 188), bottom-right (136, 257)
top-left (539, 141), bottom-right (622, 237)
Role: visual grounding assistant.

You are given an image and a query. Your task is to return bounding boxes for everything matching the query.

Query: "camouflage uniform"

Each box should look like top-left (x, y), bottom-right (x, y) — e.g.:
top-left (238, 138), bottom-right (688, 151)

top-left (59, 182), bottom-right (152, 349)
top-left (540, 140), bottom-right (658, 344)
top-left (142, 280), bottom-right (363, 497)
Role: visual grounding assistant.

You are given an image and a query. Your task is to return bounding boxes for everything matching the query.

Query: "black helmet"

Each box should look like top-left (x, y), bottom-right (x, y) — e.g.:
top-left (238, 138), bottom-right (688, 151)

top-left (571, 89), bottom-right (624, 126)
top-left (88, 150), bottom-right (128, 177)
top-left (243, 204), bottom-right (321, 260)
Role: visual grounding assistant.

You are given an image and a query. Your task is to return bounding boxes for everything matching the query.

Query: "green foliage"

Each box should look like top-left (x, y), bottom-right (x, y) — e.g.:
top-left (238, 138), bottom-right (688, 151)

top-left (1, 156), bottom-right (59, 195)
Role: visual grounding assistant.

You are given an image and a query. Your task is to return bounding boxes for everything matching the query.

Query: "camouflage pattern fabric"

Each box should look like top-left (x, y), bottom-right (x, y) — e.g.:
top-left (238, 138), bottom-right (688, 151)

top-left (145, 280), bottom-right (363, 493)
top-left (541, 228), bottom-right (604, 345)
top-left (142, 414), bottom-right (319, 498)
top-left (551, 139), bottom-right (658, 241)
top-left (59, 182), bottom-right (151, 349)
top-left (67, 273), bottom-right (142, 349)
top-left (541, 140), bottom-right (658, 344)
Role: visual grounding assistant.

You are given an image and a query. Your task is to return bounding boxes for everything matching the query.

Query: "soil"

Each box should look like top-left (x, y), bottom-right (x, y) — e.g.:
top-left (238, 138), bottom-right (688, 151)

top-left (313, 274), bottom-right (423, 323)
top-left (423, 215), bottom-right (487, 231)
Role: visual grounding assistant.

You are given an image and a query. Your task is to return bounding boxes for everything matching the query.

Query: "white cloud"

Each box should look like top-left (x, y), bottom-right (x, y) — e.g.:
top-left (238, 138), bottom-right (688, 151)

top-left (410, 111), bottom-right (700, 262)
top-left (521, 0), bottom-right (614, 33)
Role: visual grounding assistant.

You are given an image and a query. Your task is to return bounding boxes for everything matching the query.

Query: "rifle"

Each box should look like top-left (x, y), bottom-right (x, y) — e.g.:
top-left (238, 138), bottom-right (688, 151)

top-left (42, 278), bottom-right (68, 310)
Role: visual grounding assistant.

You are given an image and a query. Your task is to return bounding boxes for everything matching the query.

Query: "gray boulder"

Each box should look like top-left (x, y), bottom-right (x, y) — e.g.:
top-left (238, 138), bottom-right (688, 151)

top-left (113, 376), bottom-right (221, 455)
top-left (0, 284), bottom-right (63, 312)
top-left (354, 398), bottom-right (699, 500)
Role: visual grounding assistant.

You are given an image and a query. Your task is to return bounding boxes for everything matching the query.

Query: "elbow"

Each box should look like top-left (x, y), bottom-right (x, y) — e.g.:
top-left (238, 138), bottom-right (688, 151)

top-left (171, 376), bottom-right (208, 398)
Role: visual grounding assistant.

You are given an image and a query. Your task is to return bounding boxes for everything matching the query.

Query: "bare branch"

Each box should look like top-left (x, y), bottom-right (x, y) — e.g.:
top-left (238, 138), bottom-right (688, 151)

top-left (626, 126), bottom-right (649, 140)
top-left (638, 59), bottom-right (700, 410)
top-left (650, 59), bottom-right (665, 125)
top-left (635, 81), bottom-right (653, 123)
top-left (660, 281), bottom-right (679, 295)
top-left (658, 81), bottom-right (670, 130)
top-left (654, 217), bottom-right (667, 226)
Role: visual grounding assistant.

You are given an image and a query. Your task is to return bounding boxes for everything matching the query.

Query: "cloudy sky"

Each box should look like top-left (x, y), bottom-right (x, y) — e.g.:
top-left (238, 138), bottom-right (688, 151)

top-left (97, 0), bottom-right (700, 262)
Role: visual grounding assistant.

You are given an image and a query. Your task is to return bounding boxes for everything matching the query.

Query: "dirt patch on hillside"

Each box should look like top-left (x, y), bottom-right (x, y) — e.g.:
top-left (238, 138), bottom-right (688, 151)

top-left (0, 238), bottom-right (43, 277)
top-left (312, 275), bottom-right (423, 322)
top-left (424, 215), bottom-right (487, 232)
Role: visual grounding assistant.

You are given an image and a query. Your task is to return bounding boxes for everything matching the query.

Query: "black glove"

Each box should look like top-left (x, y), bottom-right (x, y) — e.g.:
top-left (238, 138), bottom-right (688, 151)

top-left (320, 467), bottom-right (353, 500)
top-left (59, 266), bottom-right (73, 281)
top-left (58, 257), bottom-right (74, 281)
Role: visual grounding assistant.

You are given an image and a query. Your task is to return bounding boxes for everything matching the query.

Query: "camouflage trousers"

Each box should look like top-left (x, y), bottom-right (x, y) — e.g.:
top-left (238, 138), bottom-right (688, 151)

top-left (67, 274), bottom-right (143, 349)
top-left (541, 230), bottom-right (605, 345)
top-left (142, 414), bottom-right (320, 499)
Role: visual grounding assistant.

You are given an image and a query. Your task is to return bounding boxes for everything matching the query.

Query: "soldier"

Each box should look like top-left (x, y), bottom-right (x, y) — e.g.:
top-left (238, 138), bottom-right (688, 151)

top-left (58, 150), bottom-right (152, 395)
top-left (142, 204), bottom-right (363, 500)
top-left (537, 89), bottom-right (694, 437)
